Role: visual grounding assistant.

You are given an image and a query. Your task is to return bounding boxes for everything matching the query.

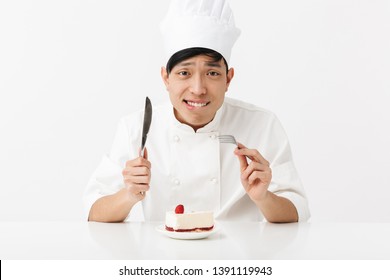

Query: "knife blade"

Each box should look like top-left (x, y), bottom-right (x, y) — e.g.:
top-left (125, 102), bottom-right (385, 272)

top-left (140, 96), bottom-right (152, 157)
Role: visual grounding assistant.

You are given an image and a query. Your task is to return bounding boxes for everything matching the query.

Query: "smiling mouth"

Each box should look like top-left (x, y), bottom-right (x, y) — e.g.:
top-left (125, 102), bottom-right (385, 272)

top-left (184, 100), bottom-right (210, 108)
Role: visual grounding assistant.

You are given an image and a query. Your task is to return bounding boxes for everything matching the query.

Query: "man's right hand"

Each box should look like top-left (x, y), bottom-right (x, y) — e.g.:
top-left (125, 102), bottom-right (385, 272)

top-left (122, 148), bottom-right (151, 203)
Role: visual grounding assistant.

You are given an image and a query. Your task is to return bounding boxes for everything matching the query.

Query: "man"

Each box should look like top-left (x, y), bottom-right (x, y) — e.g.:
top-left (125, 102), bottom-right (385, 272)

top-left (84, 0), bottom-right (310, 223)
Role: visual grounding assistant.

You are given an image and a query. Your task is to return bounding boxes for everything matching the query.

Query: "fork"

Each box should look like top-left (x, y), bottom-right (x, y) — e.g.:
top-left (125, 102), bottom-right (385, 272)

top-left (218, 135), bottom-right (238, 147)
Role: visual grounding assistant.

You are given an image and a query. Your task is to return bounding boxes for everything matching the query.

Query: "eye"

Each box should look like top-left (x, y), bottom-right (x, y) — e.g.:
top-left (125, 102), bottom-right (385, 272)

top-left (178, 71), bottom-right (190, 76)
top-left (207, 71), bottom-right (220, 77)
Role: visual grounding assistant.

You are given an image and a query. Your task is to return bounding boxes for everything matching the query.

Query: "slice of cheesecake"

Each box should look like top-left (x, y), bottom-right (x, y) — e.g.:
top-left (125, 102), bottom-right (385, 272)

top-left (165, 204), bottom-right (214, 232)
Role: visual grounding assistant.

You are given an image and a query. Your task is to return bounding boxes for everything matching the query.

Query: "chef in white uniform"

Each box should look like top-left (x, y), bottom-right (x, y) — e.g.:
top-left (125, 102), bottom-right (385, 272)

top-left (84, 0), bottom-right (310, 223)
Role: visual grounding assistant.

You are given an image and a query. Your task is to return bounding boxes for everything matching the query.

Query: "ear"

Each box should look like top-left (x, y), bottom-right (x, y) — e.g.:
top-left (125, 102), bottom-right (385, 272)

top-left (225, 67), bottom-right (235, 91)
top-left (161, 67), bottom-right (169, 89)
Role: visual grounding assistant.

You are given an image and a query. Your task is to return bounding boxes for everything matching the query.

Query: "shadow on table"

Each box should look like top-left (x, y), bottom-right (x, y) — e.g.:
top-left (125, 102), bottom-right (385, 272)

top-left (88, 222), bottom-right (142, 259)
top-left (88, 221), bottom-right (311, 259)
top-left (217, 222), bottom-right (311, 259)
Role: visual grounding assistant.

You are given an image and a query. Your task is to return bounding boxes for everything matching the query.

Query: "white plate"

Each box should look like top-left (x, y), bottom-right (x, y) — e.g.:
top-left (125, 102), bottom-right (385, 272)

top-left (156, 224), bottom-right (220, 240)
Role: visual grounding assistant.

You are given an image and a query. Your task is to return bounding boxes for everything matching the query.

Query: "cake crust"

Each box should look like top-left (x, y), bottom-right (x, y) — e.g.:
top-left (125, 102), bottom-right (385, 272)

top-left (165, 225), bottom-right (214, 232)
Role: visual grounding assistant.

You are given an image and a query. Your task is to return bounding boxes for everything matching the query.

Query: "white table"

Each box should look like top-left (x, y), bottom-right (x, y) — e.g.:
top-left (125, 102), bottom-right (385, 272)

top-left (1, 222), bottom-right (389, 259)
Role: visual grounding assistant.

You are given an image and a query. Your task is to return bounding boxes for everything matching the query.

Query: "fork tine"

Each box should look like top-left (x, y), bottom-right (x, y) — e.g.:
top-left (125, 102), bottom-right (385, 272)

top-left (218, 135), bottom-right (237, 145)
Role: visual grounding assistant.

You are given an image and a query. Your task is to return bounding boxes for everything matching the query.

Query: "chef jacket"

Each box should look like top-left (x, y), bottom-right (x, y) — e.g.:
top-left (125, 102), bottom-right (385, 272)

top-left (84, 97), bottom-right (310, 222)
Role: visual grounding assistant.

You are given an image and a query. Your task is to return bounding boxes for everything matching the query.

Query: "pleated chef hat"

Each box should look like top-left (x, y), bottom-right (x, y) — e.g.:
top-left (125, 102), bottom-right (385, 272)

top-left (160, 0), bottom-right (241, 64)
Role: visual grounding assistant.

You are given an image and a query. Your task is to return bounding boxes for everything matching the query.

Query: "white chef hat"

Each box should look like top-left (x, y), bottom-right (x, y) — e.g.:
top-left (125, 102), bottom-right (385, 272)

top-left (160, 0), bottom-right (241, 64)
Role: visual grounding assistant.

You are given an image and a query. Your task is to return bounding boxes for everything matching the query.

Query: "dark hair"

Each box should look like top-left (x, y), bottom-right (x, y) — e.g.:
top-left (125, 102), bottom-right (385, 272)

top-left (166, 47), bottom-right (229, 75)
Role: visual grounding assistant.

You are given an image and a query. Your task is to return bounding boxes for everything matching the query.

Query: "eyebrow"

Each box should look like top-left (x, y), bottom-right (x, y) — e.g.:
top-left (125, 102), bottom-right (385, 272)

top-left (177, 61), bottom-right (223, 68)
top-left (205, 62), bottom-right (223, 68)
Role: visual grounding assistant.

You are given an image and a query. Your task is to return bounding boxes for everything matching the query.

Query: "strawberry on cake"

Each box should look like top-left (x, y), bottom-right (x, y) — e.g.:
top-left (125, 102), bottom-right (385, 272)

top-left (165, 204), bottom-right (214, 232)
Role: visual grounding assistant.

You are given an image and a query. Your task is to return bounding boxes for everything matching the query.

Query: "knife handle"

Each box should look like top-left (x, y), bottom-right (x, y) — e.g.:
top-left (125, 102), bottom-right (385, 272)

top-left (139, 147), bottom-right (146, 196)
top-left (140, 147), bottom-right (146, 158)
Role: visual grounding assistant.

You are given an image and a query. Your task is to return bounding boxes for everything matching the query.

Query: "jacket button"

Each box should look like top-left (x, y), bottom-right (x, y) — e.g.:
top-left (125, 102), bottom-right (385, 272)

top-left (173, 135), bottom-right (180, 142)
top-left (211, 134), bottom-right (217, 140)
top-left (174, 179), bottom-right (180, 185)
top-left (210, 178), bottom-right (218, 184)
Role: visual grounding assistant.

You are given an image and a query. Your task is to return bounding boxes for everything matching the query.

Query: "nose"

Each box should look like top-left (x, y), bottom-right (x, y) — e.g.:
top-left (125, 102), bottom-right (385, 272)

top-left (189, 74), bottom-right (206, 95)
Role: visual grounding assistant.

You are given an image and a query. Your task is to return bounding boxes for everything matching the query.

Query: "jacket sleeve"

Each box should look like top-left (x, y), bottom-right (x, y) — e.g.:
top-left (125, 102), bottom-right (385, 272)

top-left (265, 115), bottom-right (311, 222)
top-left (83, 116), bottom-right (144, 221)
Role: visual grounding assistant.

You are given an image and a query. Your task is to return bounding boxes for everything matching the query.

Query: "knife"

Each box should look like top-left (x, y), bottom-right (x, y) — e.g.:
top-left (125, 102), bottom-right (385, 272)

top-left (140, 96), bottom-right (152, 157)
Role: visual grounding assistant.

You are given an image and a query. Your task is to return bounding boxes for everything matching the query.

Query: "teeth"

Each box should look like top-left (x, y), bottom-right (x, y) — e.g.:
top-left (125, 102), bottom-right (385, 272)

top-left (187, 101), bottom-right (207, 107)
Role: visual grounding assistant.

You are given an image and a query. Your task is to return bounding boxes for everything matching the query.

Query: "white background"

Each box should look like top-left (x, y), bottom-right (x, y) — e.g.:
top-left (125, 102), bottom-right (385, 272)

top-left (0, 0), bottom-right (389, 222)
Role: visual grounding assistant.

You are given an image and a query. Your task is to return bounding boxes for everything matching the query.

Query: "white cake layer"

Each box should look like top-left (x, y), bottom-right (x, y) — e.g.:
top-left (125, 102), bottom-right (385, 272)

top-left (165, 211), bottom-right (214, 230)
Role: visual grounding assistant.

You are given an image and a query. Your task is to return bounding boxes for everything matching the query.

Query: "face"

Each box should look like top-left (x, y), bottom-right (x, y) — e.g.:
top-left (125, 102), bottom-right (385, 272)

top-left (161, 55), bottom-right (234, 131)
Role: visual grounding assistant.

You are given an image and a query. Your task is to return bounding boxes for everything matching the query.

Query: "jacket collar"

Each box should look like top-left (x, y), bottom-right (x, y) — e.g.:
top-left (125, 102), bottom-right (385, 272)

top-left (170, 103), bottom-right (225, 133)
